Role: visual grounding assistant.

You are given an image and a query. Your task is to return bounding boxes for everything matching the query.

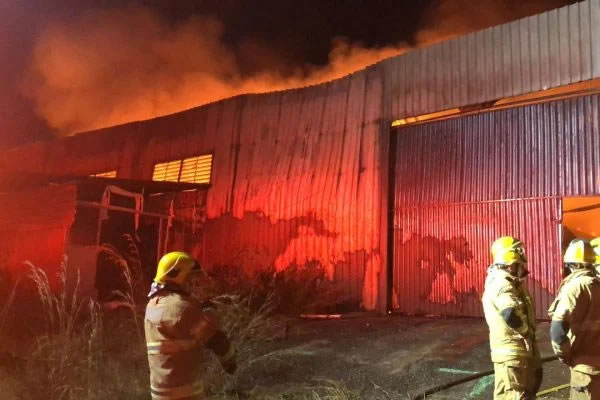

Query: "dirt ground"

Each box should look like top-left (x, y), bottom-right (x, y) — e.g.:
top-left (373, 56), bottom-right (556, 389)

top-left (238, 315), bottom-right (570, 399)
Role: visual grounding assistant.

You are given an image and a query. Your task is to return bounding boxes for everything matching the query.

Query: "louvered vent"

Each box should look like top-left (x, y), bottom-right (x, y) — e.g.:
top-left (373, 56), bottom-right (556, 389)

top-left (152, 160), bottom-right (182, 182)
top-left (180, 154), bottom-right (213, 184)
top-left (152, 154), bottom-right (213, 184)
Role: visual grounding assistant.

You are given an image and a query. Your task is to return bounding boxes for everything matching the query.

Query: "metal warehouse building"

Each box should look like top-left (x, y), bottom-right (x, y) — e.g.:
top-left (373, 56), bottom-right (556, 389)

top-left (2, 0), bottom-right (600, 317)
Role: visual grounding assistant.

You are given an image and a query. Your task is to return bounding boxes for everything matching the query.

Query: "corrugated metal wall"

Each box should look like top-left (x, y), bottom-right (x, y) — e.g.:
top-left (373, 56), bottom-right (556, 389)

top-left (393, 199), bottom-right (561, 318)
top-left (56, 68), bottom-right (384, 310)
top-left (395, 94), bottom-right (600, 205)
top-left (0, 184), bottom-right (77, 288)
top-left (381, 0), bottom-right (600, 118)
top-left (393, 94), bottom-right (600, 317)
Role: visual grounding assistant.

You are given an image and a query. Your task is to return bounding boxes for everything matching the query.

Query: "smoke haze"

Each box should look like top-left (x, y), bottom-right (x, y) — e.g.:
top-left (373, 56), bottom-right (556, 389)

top-left (417, 0), bottom-right (569, 44)
top-left (23, 6), bottom-right (407, 135)
top-left (22, 0), bottom-right (572, 136)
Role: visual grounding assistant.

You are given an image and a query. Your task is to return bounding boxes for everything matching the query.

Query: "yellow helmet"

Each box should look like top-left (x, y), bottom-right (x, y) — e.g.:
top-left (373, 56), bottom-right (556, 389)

top-left (590, 237), bottom-right (600, 265)
top-left (491, 236), bottom-right (526, 265)
top-left (154, 251), bottom-right (199, 286)
top-left (564, 239), bottom-right (595, 265)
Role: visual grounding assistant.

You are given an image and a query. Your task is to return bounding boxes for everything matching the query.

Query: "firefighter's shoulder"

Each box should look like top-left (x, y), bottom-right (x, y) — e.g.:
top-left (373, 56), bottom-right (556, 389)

top-left (560, 273), bottom-right (597, 298)
top-left (486, 271), bottom-right (516, 293)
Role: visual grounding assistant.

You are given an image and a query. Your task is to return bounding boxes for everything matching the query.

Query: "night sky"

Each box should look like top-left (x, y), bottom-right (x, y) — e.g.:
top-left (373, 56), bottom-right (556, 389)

top-left (0, 0), bottom-right (576, 149)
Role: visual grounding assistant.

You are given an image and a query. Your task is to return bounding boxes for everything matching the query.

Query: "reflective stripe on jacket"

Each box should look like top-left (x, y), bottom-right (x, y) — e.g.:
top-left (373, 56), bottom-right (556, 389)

top-left (482, 267), bottom-right (538, 363)
top-left (145, 291), bottom-right (219, 400)
top-left (548, 268), bottom-right (600, 374)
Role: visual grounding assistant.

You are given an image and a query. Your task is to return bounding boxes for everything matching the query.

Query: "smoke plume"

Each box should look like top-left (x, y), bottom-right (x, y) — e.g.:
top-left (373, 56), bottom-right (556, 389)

top-left (417, 0), bottom-right (571, 45)
top-left (23, 6), bottom-right (406, 135)
top-left (23, 1), bottom-right (571, 135)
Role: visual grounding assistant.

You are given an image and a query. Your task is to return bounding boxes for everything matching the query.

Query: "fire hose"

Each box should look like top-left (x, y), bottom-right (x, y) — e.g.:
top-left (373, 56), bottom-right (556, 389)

top-left (410, 355), bottom-right (565, 400)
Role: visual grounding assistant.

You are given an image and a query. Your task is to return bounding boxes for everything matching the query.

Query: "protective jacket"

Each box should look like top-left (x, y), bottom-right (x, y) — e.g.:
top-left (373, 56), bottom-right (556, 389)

top-left (548, 269), bottom-right (600, 374)
top-left (482, 267), bottom-right (539, 363)
top-left (145, 290), bottom-right (235, 400)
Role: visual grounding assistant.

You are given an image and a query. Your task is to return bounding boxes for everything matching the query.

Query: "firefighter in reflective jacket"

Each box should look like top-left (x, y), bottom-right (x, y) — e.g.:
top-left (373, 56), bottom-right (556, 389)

top-left (145, 252), bottom-right (236, 400)
top-left (482, 236), bottom-right (542, 400)
top-left (548, 239), bottom-right (600, 400)
top-left (591, 238), bottom-right (600, 276)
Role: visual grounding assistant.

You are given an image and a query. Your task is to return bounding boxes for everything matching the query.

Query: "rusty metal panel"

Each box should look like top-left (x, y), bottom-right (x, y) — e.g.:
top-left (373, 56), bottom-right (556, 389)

top-left (392, 198), bottom-right (561, 318)
top-left (395, 94), bottom-right (600, 206)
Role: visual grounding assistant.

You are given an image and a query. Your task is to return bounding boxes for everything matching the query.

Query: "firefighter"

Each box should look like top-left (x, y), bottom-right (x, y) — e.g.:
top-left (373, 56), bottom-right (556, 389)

top-left (482, 236), bottom-right (542, 400)
top-left (548, 239), bottom-right (600, 400)
top-left (145, 251), bottom-right (236, 400)
top-left (591, 237), bottom-right (600, 276)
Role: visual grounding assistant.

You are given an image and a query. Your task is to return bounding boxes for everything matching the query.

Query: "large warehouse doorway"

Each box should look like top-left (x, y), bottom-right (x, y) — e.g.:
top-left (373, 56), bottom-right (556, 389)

top-left (386, 94), bottom-right (600, 318)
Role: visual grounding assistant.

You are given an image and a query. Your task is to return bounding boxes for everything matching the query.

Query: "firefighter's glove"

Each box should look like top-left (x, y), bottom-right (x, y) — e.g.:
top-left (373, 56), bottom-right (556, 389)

top-left (559, 356), bottom-right (573, 367)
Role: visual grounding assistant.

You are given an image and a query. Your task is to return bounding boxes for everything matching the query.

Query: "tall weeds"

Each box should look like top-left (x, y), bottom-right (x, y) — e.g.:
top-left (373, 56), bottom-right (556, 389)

top-left (201, 293), bottom-right (278, 397)
top-left (97, 236), bottom-right (147, 338)
top-left (206, 263), bottom-right (344, 315)
top-left (27, 260), bottom-right (84, 335)
top-left (212, 294), bottom-right (277, 367)
top-left (25, 260), bottom-right (104, 400)
top-left (7, 247), bottom-right (366, 400)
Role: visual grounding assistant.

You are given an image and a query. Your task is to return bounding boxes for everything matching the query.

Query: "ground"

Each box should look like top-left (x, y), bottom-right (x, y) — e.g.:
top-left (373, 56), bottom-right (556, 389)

top-left (236, 315), bottom-right (570, 399)
top-left (0, 306), bottom-right (572, 399)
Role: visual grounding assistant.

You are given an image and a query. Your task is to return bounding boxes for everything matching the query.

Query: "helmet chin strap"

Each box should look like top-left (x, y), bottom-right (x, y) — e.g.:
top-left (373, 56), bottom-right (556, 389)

top-left (565, 263), bottom-right (590, 272)
top-left (494, 263), bottom-right (528, 279)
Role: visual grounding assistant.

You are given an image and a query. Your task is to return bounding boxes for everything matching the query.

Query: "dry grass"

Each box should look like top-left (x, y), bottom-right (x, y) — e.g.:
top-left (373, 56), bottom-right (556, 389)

top-left (14, 257), bottom-right (148, 400)
top-left (23, 260), bottom-right (104, 400)
top-left (15, 246), bottom-right (287, 399)
top-left (27, 259), bottom-right (85, 335)
top-left (200, 293), bottom-right (280, 396)
top-left (205, 263), bottom-right (345, 315)
top-left (2, 249), bottom-right (395, 400)
top-left (96, 235), bottom-right (148, 338)
top-left (97, 234), bottom-right (147, 301)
